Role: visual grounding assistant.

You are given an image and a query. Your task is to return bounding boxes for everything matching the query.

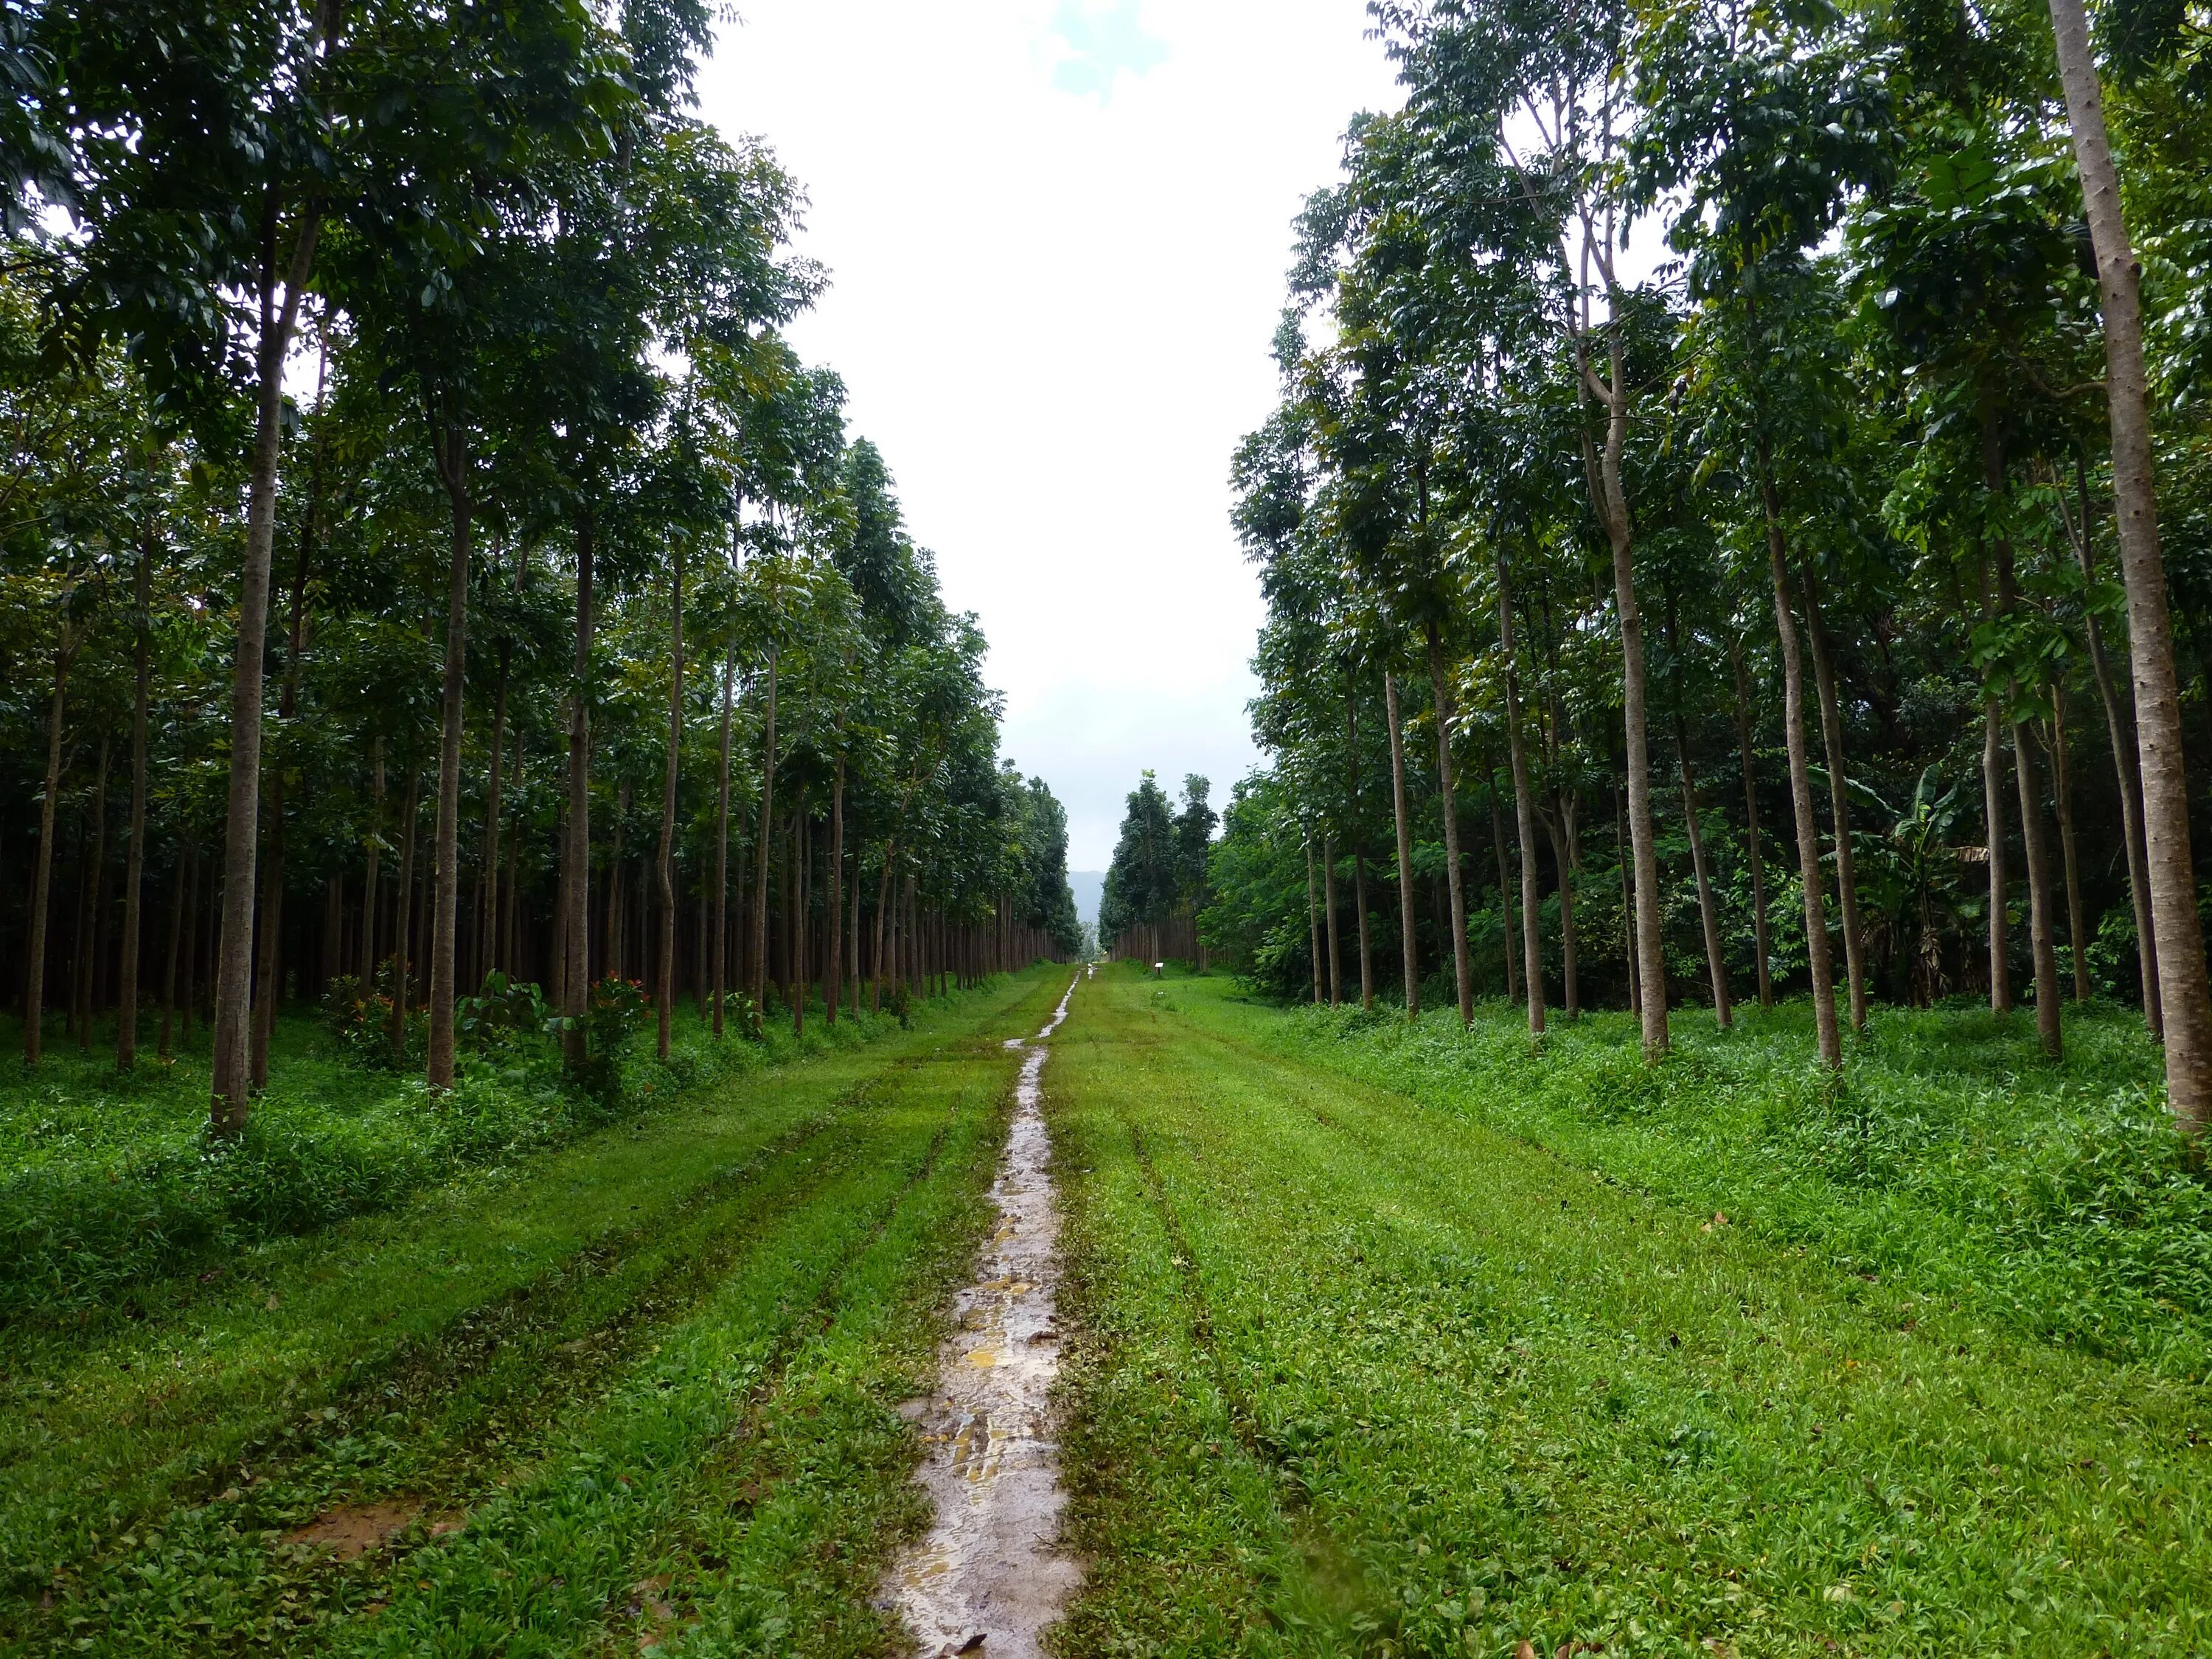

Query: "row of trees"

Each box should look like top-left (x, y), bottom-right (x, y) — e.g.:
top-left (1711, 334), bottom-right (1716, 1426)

top-left (1, 0), bottom-right (1079, 1130)
top-left (1099, 770), bottom-right (1217, 967)
top-left (1220, 0), bottom-right (2212, 1127)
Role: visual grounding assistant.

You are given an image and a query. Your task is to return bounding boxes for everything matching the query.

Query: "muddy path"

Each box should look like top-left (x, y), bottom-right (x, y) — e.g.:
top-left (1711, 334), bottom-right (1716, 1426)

top-left (891, 974), bottom-right (1084, 1658)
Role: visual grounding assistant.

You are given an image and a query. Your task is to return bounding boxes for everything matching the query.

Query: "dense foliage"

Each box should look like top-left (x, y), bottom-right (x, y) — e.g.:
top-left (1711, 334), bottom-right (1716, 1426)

top-left (1219, 0), bottom-right (2212, 1128)
top-left (0, 0), bottom-right (1081, 1147)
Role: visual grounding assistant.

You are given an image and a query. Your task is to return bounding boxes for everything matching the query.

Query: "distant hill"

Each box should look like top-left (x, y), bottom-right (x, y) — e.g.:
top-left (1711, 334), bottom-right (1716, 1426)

top-left (1068, 870), bottom-right (1105, 928)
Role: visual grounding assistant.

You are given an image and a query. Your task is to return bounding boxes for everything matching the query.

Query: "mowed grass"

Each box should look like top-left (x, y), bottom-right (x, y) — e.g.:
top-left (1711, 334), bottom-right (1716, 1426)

top-left (1, 967), bottom-right (1070, 1659)
top-left (1048, 966), bottom-right (2212, 1657)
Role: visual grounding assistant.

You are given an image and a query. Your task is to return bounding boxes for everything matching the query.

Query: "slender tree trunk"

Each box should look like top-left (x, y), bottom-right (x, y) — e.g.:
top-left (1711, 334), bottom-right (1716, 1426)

top-left (655, 543), bottom-right (684, 1060)
top-left (826, 757), bottom-right (845, 1024)
top-left (75, 740), bottom-right (111, 1049)
top-left (1427, 626), bottom-right (1475, 1027)
top-left (1307, 841), bottom-right (1324, 1006)
top-left (1343, 686), bottom-right (1375, 1009)
top-left (1498, 552), bottom-right (1546, 1034)
top-left (1760, 445), bottom-right (1842, 1069)
top-left (389, 768), bottom-right (419, 1060)
top-left (1677, 715), bottom-right (1732, 1027)
top-left (1385, 670), bottom-right (1419, 1018)
top-left (1731, 644), bottom-right (1775, 1009)
top-left (2014, 717), bottom-right (2065, 1058)
top-left (562, 522), bottom-right (595, 1076)
top-left (1615, 771), bottom-right (1638, 1018)
top-left (478, 637), bottom-right (510, 990)
top-left (1800, 565), bottom-right (1868, 1033)
top-left (361, 739), bottom-right (383, 989)
top-left (23, 645), bottom-right (69, 1065)
top-left (2051, 685), bottom-right (2090, 1003)
top-left (1489, 773), bottom-right (1520, 1008)
top-left (1585, 358), bottom-right (1668, 1056)
top-left (1545, 799), bottom-right (1580, 1019)
top-left (160, 838), bottom-right (189, 1062)
top-left (425, 428), bottom-right (473, 1091)
top-left (1981, 693), bottom-right (2013, 1011)
top-left (2047, 0), bottom-right (2212, 1130)
top-left (211, 209), bottom-right (321, 1133)
top-left (1323, 837), bottom-right (1341, 1006)
top-left (712, 655), bottom-right (733, 1036)
top-left (250, 777), bottom-right (281, 1088)
top-left (750, 651), bottom-right (778, 1023)
top-left (119, 547), bottom-right (152, 1068)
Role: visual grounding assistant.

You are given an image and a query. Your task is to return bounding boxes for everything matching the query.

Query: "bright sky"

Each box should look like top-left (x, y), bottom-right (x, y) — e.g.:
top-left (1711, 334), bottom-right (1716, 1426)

top-left (695, 1), bottom-right (1405, 869)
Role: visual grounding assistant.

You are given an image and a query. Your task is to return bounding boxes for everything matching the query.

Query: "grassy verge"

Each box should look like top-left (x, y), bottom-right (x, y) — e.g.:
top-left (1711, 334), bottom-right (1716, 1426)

top-left (1, 967), bottom-right (1069, 1658)
top-left (1241, 985), bottom-right (2208, 1377)
top-left (0, 990), bottom-right (995, 1323)
top-left (1049, 964), bottom-right (2212, 1656)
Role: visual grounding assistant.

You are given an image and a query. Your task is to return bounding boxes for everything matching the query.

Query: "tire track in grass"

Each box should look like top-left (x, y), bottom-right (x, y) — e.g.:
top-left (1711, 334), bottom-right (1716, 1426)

top-left (4, 978), bottom-right (1061, 1656)
top-left (1064, 970), bottom-right (2212, 1655)
top-left (313, 992), bottom-right (1060, 1659)
top-left (13, 1091), bottom-right (895, 1657)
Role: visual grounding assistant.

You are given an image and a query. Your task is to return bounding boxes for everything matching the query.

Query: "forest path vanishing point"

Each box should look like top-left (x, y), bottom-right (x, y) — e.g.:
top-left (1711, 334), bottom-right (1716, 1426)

top-left (889, 973), bottom-right (1083, 1658)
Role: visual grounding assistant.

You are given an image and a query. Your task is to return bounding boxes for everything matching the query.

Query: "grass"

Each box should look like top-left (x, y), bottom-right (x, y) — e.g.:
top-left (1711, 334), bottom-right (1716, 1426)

top-left (0, 993), bottom-right (961, 1323)
top-left (0, 967), bottom-right (1070, 1658)
top-left (1047, 964), bottom-right (2212, 1655)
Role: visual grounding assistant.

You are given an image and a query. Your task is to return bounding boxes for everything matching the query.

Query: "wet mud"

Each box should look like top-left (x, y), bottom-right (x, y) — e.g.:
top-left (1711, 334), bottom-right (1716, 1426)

top-left (889, 977), bottom-right (1082, 1658)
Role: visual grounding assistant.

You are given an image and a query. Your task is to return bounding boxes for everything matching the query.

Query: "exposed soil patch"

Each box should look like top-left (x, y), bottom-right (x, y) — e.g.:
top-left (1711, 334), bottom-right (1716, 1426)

top-left (282, 1498), bottom-right (459, 1562)
top-left (889, 978), bottom-right (1082, 1659)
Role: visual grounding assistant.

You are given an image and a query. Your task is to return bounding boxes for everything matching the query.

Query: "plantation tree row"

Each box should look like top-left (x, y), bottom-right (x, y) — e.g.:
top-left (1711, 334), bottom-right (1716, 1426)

top-left (1214, 0), bottom-right (2212, 1127)
top-left (0, 0), bottom-right (1082, 1129)
top-left (1099, 769), bottom-right (1217, 970)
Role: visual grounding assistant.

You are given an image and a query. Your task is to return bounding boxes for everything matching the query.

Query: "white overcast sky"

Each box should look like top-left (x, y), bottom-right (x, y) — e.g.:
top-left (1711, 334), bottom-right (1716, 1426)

top-left (694, 1), bottom-right (1404, 870)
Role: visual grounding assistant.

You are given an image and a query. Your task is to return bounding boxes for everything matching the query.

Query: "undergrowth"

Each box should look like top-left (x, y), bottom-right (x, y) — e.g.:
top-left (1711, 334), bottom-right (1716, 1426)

top-left (0, 983), bottom-right (1003, 1324)
top-left (1259, 988), bottom-right (2212, 1376)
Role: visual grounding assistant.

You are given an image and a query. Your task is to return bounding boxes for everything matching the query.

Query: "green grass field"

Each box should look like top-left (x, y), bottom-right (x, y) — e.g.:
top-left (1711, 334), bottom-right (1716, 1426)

top-left (1049, 967), bottom-right (2212, 1656)
top-left (8, 963), bottom-right (2211, 1657)
top-left (0, 970), bottom-right (1065, 1658)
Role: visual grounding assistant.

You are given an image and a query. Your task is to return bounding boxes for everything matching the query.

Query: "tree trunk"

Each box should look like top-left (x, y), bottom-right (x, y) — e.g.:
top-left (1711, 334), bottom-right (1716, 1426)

top-left (119, 546), bottom-right (151, 1068)
top-left (1427, 626), bottom-right (1475, 1027)
top-left (1731, 644), bottom-right (1775, 1009)
top-left (1615, 771), bottom-right (1638, 1018)
top-left (2051, 685), bottom-right (2090, 1003)
top-left (211, 209), bottom-right (321, 1133)
top-left (1980, 692), bottom-right (2013, 1012)
top-left (562, 521), bottom-right (595, 1076)
top-left (1800, 564), bottom-right (1868, 1033)
top-left (160, 838), bottom-right (189, 1062)
top-left (1677, 715), bottom-right (1732, 1026)
top-left (75, 740), bottom-right (111, 1050)
top-left (750, 651), bottom-right (778, 1023)
top-left (2047, 0), bottom-right (2212, 1130)
top-left (655, 543), bottom-right (684, 1060)
top-left (1322, 836), bottom-right (1341, 1006)
top-left (1498, 552), bottom-right (1546, 1034)
top-left (2064, 464), bottom-right (2160, 1031)
top-left (1544, 799), bottom-right (1579, 1019)
top-left (2014, 717), bottom-right (2065, 1057)
top-left (1760, 446), bottom-right (1842, 1069)
top-left (1489, 773), bottom-right (1520, 1009)
top-left (389, 768), bottom-right (419, 1060)
top-left (1585, 352), bottom-right (1668, 1057)
top-left (250, 775), bottom-right (282, 1088)
top-left (425, 427), bottom-right (473, 1091)
top-left (1307, 841), bottom-right (1324, 1006)
top-left (478, 637), bottom-right (510, 990)
top-left (712, 654), bottom-right (733, 1036)
top-left (826, 757), bottom-right (845, 1024)
top-left (1343, 686), bottom-right (1375, 1009)
top-left (1385, 670), bottom-right (1419, 1018)
top-left (23, 645), bottom-right (69, 1065)
top-left (360, 738), bottom-right (383, 989)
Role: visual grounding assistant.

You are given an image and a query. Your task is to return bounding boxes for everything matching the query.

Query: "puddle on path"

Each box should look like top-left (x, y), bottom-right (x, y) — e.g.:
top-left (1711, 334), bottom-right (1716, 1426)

top-left (888, 977), bottom-right (1082, 1658)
